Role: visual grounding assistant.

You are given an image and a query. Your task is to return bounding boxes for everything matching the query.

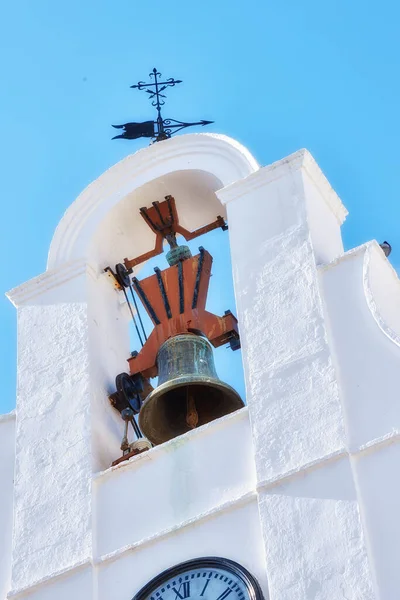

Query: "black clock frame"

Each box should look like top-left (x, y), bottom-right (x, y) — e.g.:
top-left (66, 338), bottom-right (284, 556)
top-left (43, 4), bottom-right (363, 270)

top-left (131, 557), bottom-right (265, 600)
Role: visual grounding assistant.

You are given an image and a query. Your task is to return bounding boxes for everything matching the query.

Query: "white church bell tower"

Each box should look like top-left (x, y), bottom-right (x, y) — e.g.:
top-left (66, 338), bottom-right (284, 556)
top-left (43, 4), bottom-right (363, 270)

top-left (1, 132), bottom-right (400, 600)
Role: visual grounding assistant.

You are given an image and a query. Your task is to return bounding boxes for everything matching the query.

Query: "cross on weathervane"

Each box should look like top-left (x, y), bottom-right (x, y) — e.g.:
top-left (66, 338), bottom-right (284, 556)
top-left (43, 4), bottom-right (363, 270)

top-left (112, 68), bottom-right (214, 143)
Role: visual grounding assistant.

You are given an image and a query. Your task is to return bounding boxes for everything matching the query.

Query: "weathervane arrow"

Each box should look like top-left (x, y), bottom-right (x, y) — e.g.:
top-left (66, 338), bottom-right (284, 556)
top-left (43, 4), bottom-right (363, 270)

top-left (112, 68), bottom-right (213, 143)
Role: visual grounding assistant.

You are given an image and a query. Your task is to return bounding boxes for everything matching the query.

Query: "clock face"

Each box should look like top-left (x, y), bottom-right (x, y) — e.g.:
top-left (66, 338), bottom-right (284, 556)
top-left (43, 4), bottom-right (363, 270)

top-left (132, 558), bottom-right (264, 600)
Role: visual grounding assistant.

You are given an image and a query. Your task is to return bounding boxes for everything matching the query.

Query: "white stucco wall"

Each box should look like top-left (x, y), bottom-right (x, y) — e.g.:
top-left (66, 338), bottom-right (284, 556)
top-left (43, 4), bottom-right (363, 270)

top-left (94, 408), bottom-right (255, 558)
top-left (8, 269), bottom-right (93, 591)
top-left (96, 499), bottom-right (267, 600)
top-left (218, 152), bottom-right (347, 483)
top-left (259, 457), bottom-right (373, 600)
top-left (320, 242), bottom-right (400, 450)
top-left (217, 150), bottom-right (376, 600)
top-left (3, 409), bottom-right (267, 600)
top-left (320, 241), bottom-right (400, 599)
top-left (3, 134), bottom-right (400, 600)
top-left (0, 412), bottom-right (15, 600)
top-left (94, 408), bottom-right (267, 600)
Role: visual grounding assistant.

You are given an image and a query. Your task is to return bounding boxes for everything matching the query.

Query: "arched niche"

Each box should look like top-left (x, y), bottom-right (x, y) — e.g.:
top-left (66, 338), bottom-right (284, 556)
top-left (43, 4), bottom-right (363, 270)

top-left (88, 169), bottom-right (227, 273)
top-left (46, 133), bottom-right (258, 469)
top-left (48, 133), bottom-right (259, 271)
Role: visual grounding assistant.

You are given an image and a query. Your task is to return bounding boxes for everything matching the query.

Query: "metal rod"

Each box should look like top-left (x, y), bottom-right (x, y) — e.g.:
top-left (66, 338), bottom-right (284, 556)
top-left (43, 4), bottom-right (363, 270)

top-left (152, 69), bottom-right (164, 138)
top-left (133, 278), bottom-right (161, 325)
top-left (132, 79), bottom-right (177, 89)
top-left (122, 287), bottom-right (144, 347)
top-left (154, 267), bottom-right (172, 319)
top-left (152, 201), bottom-right (166, 225)
top-left (163, 120), bottom-right (211, 129)
top-left (128, 283), bottom-right (148, 342)
top-left (166, 195), bottom-right (175, 225)
top-left (178, 260), bottom-right (184, 314)
top-left (192, 247), bottom-right (205, 309)
top-left (131, 417), bottom-right (143, 439)
top-left (121, 419), bottom-right (130, 452)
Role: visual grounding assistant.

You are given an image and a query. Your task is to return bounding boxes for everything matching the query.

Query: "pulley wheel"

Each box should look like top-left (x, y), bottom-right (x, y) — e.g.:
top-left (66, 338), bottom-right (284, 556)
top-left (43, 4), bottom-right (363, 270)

top-left (115, 263), bottom-right (130, 288)
top-left (116, 372), bottom-right (142, 414)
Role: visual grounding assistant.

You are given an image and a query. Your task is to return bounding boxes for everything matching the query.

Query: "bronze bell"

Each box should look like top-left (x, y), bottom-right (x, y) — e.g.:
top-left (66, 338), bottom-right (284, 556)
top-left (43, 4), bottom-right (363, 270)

top-left (138, 334), bottom-right (244, 445)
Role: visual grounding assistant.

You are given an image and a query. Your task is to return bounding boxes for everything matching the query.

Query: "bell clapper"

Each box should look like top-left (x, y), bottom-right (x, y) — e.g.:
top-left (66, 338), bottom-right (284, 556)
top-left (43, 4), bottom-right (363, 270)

top-left (186, 389), bottom-right (199, 429)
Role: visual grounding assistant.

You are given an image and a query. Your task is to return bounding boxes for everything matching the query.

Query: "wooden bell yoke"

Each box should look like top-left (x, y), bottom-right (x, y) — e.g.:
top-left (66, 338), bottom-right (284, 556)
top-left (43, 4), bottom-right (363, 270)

top-left (124, 196), bottom-right (240, 380)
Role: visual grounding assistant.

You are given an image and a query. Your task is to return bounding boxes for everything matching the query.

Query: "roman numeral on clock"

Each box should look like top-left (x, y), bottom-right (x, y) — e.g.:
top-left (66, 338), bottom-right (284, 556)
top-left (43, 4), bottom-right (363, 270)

top-left (200, 578), bottom-right (211, 597)
top-left (216, 588), bottom-right (233, 600)
top-left (173, 582), bottom-right (190, 599)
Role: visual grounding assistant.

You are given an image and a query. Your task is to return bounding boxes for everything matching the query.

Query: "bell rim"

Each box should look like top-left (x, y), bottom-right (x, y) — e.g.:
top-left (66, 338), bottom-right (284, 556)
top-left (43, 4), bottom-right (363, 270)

top-left (138, 376), bottom-right (244, 442)
top-left (141, 375), bottom-right (243, 406)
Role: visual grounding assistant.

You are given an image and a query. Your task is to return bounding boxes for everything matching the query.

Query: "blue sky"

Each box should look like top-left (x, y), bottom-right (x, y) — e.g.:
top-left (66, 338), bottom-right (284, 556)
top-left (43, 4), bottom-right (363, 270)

top-left (1, 0), bottom-right (399, 414)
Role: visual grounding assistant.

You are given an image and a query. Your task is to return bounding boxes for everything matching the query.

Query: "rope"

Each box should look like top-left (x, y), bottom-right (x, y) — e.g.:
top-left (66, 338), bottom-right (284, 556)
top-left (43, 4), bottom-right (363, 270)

top-left (128, 282), bottom-right (148, 341)
top-left (122, 287), bottom-right (144, 347)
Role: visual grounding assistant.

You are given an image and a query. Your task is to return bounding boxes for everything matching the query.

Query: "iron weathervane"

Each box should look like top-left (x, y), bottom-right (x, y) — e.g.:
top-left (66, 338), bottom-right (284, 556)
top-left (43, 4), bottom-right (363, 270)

top-left (112, 68), bottom-right (213, 143)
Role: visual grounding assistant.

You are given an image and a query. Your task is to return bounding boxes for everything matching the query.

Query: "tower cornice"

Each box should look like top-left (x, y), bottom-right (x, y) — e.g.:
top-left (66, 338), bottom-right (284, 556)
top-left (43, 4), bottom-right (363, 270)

top-left (217, 148), bottom-right (348, 225)
top-left (6, 259), bottom-right (97, 307)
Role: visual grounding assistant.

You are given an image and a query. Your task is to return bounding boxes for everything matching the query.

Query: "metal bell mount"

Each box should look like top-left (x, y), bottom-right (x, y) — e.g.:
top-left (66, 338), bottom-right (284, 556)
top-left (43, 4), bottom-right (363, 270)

top-left (108, 195), bottom-right (243, 452)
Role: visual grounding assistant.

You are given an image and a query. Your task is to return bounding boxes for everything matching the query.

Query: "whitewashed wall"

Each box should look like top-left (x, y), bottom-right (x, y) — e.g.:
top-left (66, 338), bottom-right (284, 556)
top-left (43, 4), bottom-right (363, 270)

top-left (218, 150), bottom-right (375, 600)
top-left (0, 412), bottom-right (15, 600)
top-left (2, 410), bottom-right (267, 600)
top-left (320, 241), bottom-right (400, 599)
top-left (94, 409), bottom-right (255, 558)
top-left (2, 134), bottom-right (400, 600)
